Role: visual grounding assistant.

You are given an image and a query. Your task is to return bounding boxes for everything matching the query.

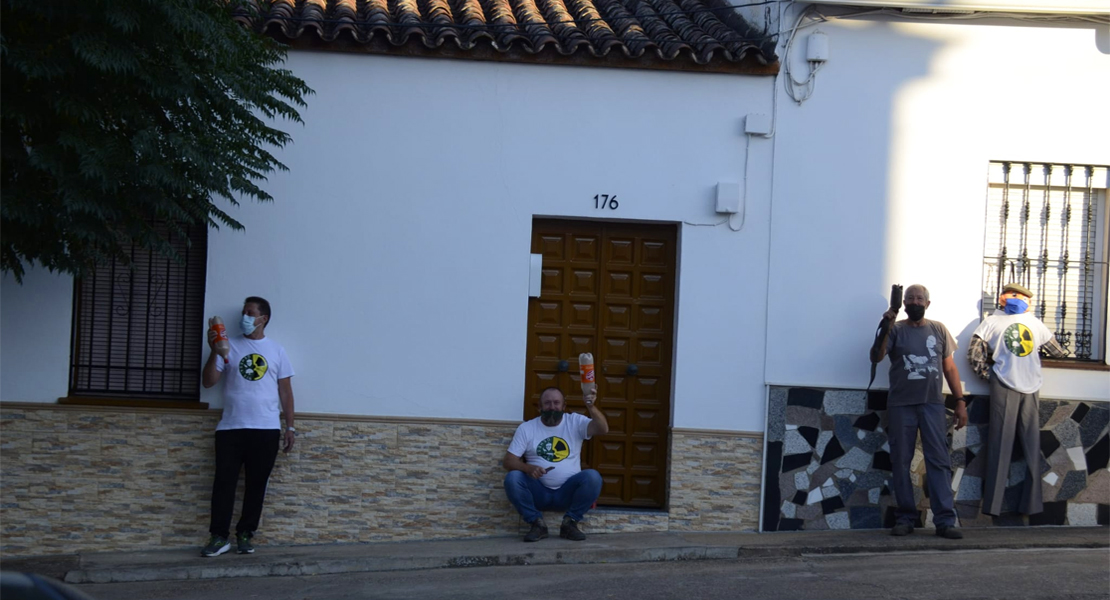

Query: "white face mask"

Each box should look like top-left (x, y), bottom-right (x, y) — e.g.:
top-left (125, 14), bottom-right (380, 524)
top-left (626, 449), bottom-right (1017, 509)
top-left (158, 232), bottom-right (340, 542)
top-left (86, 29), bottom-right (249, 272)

top-left (240, 313), bottom-right (259, 335)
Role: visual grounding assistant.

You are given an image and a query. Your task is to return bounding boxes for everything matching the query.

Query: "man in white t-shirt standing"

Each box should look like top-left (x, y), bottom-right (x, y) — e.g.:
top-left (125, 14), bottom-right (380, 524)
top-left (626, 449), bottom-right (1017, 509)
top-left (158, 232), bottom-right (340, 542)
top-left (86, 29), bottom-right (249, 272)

top-left (200, 296), bottom-right (296, 557)
top-left (970, 283), bottom-right (1066, 517)
top-left (503, 387), bottom-right (609, 542)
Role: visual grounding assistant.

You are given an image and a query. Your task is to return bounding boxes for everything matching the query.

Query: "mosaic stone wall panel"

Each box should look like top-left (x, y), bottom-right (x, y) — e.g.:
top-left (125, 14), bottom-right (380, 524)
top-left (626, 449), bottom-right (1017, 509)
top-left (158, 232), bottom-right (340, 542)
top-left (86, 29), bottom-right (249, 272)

top-left (763, 387), bottom-right (1110, 532)
top-left (0, 405), bottom-right (763, 557)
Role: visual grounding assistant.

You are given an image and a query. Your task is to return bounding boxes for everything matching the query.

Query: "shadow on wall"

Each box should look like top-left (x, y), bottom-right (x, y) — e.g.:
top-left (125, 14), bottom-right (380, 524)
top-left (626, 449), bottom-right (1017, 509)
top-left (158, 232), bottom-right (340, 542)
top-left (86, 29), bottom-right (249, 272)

top-left (767, 18), bottom-right (944, 388)
top-left (763, 386), bottom-right (1109, 532)
top-left (773, 13), bottom-right (1109, 391)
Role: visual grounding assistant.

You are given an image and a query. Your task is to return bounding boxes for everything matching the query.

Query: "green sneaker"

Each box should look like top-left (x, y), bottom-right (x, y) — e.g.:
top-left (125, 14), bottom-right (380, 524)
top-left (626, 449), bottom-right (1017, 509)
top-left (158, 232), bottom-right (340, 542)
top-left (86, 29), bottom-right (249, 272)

top-left (201, 535), bottom-right (230, 557)
top-left (236, 532), bottom-right (254, 554)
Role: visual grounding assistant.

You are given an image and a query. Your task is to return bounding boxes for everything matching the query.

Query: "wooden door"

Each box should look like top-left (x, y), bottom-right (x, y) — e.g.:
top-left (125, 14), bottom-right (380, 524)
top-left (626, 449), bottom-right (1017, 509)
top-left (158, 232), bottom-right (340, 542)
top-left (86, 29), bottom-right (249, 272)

top-left (524, 219), bottom-right (676, 508)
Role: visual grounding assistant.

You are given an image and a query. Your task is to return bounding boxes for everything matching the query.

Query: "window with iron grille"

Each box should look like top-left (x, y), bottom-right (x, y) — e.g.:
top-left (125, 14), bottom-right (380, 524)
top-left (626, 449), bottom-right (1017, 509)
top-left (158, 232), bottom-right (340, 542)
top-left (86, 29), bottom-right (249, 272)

top-left (69, 222), bottom-right (208, 400)
top-left (981, 161), bottom-right (1109, 363)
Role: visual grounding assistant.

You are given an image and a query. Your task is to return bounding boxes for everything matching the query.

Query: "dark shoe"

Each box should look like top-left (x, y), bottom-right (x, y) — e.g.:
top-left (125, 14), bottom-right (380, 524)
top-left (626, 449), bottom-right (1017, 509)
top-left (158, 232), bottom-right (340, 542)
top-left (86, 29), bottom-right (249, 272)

top-left (890, 523), bottom-right (914, 537)
top-left (559, 516), bottom-right (586, 541)
top-left (935, 525), bottom-right (963, 539)
top-left (201, 535), bottom-right (230, 557)
top-left (523, 518), bottom-right (548, 542)
top-left (236, 532), bottom-right (255, 554)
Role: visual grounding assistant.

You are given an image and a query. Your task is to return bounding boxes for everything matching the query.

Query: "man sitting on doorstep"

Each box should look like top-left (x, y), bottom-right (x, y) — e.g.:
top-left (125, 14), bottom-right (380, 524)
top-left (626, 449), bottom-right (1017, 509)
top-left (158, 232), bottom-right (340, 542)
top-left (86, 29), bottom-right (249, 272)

top-left (503, 386), bottom-right (608, 542)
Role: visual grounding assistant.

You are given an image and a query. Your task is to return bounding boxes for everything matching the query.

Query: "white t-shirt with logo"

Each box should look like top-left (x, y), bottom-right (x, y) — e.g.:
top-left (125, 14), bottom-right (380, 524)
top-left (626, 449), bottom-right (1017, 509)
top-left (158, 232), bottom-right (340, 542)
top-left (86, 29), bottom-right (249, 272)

top-left (972, 311), bottom-right (1054, 394)
top-left (507, 412), bottom-right (592, 490)
top-left (215, 335), bottom-right (294, 431)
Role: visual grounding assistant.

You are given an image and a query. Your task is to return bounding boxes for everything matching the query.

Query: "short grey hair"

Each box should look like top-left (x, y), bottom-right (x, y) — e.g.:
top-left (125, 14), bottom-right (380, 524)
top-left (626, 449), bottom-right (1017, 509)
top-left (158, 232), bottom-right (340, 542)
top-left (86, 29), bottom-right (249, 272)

top-left (905, 284), bottom-right (930, 302)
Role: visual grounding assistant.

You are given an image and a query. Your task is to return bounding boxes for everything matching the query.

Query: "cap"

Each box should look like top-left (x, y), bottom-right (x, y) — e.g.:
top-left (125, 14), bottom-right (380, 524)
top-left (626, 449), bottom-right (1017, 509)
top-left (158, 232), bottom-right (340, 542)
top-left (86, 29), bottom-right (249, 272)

top-left (1002, 283), bottom-right (1033, 298)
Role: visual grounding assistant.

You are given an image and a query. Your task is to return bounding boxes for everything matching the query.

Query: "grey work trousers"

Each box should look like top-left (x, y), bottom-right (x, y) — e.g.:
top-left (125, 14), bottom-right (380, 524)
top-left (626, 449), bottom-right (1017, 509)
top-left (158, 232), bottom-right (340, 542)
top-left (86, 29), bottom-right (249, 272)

top-left (982, 377), bottom-right (1044, 516)
top-left (888, 403), bottom-right (957, 527)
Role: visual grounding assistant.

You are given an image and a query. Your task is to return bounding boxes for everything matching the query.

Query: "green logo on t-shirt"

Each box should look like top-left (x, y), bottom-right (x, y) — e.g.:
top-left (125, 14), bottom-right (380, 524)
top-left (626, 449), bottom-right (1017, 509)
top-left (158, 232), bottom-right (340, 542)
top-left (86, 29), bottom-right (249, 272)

top-left (239, 353), bottom-right (268, 381)
top-left (537, 436), bottom-right (570, 462)
top-left (1003, 323), bottom-right (1034, 357)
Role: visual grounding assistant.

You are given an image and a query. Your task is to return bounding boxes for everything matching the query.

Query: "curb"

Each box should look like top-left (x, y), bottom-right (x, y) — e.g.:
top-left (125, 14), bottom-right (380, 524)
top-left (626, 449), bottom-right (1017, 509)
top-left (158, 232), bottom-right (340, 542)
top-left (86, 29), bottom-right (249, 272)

top-left (60, 538), bottom-right (1110, 584)
top-left (63, 546), bottom-right (738, 584)
top-left (737, 539), bottom-right (1110, 558)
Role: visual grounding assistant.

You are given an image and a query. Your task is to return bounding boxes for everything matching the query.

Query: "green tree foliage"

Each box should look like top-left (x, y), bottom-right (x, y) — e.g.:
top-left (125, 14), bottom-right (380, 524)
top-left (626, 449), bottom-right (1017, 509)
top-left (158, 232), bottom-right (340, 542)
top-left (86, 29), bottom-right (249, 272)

top-left (1, 0), bottom-right (312, 282)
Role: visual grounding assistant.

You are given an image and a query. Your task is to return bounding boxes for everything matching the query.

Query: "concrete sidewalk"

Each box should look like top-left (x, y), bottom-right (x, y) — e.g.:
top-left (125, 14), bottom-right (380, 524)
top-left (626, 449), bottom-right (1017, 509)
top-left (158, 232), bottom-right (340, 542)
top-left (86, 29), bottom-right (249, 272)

top-left (3, 527), bottom-right (1107, 585)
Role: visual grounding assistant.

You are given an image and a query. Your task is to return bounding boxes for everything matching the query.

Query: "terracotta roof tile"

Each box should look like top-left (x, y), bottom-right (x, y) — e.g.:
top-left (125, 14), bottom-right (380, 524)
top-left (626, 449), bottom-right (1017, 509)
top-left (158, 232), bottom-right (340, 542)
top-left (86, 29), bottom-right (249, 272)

top-left (237, 0), bottom-right (778, 74)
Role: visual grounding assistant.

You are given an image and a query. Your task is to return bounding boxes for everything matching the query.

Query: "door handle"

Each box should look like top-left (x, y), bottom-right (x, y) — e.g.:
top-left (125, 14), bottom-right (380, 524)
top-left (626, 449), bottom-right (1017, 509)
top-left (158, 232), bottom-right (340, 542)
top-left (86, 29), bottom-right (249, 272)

top-left (626, 364), bottom-right (638, 376)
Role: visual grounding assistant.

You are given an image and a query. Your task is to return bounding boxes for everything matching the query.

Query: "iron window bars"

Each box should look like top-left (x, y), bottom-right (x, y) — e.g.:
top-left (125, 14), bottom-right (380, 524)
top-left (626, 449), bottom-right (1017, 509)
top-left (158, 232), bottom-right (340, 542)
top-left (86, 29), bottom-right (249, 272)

top-left (69, 222), bottom-right (208, 400)
top-left (982, 162), bottom-right (1109, 362)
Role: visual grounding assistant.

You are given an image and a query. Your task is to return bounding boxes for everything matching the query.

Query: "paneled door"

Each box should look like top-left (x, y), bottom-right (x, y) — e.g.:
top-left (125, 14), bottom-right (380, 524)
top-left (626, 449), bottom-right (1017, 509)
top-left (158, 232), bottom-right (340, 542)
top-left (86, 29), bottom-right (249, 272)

top-left (524, 219), bottom-right (677, 508)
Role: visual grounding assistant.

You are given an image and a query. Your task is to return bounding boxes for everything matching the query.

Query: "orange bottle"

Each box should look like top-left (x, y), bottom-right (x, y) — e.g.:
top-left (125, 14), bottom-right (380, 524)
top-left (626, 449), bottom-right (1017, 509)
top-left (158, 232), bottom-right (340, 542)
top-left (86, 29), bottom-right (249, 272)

top-left (209, 316), bottom-right (230, 364)
top-left (579, 353), bottom-right (596, 397)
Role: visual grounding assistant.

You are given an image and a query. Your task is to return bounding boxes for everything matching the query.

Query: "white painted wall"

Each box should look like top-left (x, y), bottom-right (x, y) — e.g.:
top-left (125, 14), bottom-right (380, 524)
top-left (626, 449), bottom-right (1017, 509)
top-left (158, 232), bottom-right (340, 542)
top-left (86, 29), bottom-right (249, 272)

top-left (0, 55), bottom-right (776, 430)
top-left (6, 16), bottom-right (1106, 433)
top-left (765, 15), bottom-right (1110, 402)
top-left (0, 271), bottom-right (73, 402)
top-left (196, 54), bottom-right (776, 430)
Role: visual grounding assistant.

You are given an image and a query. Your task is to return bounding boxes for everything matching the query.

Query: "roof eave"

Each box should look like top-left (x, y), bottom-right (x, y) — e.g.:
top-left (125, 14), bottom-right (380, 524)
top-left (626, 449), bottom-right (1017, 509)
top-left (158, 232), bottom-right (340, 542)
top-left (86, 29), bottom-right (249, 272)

top-left (273, 32), bottom-right (780, 76)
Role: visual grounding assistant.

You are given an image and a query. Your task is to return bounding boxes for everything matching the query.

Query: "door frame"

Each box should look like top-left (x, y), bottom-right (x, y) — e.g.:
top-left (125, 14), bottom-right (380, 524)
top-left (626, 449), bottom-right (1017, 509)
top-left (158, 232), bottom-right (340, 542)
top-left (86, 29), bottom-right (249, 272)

top-left (523, 216), bottom-right (682, 510)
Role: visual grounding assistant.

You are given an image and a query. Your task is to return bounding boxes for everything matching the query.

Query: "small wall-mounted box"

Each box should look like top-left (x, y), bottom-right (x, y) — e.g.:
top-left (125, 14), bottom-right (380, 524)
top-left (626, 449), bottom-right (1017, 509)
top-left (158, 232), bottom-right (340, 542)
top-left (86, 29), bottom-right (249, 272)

top-left (745, 113), bottom-right (772, 136)
top-left (716, 181), bottom-right (741, 214)
top-left (806, 31), bottom-right (829, 63)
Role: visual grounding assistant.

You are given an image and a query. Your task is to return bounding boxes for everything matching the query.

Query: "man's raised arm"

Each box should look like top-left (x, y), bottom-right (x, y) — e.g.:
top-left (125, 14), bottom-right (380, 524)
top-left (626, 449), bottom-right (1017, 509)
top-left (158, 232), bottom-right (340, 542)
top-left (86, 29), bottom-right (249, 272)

top-left (202, 349), bottom-right (223, 389)
top-left (870, 309), bottom-right (898, 363)
top-left (585, 389), bottom-right (609, 438)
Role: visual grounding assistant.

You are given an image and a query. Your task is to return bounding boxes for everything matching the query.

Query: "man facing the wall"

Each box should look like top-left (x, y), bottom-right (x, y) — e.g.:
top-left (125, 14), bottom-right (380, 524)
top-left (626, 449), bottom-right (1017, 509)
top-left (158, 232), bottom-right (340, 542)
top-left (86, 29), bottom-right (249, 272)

top-left (201, 296), bottom-right (296, 556)
top-left (872, 284), bottom-right (967, 539)
top-left (503, 387), bottom-right (608, 542)
top-left (969, 283), bottom-right (1066, 517)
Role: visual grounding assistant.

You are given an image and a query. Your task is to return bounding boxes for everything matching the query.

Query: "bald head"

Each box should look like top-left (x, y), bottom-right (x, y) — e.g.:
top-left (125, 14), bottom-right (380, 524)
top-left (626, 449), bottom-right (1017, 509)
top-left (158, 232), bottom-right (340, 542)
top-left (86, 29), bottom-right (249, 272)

top-left (905, 284), bottom-right (930, 302)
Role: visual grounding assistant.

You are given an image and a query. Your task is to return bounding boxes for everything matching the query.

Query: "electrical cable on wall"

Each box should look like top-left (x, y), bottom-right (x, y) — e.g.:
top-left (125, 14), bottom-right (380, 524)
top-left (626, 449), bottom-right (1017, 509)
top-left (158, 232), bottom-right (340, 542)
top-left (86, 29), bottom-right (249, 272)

top-left (719, 1), bottom-right (1107, 236)
top-left (730, 133), bottom-right (753, 231)
top-left (771, 1), bottom-right (1107, 107)
top-left (781, 5), bottom-right (823, 105)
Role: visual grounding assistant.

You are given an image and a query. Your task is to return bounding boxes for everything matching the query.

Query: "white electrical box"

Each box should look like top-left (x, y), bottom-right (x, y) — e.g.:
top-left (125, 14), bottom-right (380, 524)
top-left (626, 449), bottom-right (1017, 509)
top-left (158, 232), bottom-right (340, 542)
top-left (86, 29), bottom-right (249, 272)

top-left (528, 253), bottom-right (543, 297)
top-left (716, 182), bottom-right (741, 214)
top-left (745, 113), bottom-right (771, 136)
top-left (806, 31), bottom-right (829, 63)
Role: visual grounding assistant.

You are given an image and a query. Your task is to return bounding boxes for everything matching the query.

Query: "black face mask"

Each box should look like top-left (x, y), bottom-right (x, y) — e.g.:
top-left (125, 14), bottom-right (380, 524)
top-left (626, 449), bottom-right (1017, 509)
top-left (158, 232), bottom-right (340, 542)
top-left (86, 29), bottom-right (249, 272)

top-left (905, 305), bottom-right (926, 321)
top-left (540, 410), bottom-right (564, 424)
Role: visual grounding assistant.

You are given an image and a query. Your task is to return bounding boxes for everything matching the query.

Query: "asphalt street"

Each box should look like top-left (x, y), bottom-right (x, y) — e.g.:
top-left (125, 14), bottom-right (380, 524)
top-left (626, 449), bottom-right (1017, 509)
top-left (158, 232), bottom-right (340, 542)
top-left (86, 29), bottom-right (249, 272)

top-left (75, 547), bottom-right (1110, 600)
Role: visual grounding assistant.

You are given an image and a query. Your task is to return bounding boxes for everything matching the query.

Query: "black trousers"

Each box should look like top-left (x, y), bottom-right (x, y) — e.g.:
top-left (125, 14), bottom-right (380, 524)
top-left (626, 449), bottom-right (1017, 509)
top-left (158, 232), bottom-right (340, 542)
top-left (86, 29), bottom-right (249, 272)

top-left (209, 429), bottom-right (280, 539)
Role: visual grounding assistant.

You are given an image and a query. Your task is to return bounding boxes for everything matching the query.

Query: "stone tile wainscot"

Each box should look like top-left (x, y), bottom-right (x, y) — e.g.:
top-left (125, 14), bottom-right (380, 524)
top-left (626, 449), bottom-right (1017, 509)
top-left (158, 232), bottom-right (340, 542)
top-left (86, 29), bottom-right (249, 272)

top-left (0, 404), bottom-right (763, 557)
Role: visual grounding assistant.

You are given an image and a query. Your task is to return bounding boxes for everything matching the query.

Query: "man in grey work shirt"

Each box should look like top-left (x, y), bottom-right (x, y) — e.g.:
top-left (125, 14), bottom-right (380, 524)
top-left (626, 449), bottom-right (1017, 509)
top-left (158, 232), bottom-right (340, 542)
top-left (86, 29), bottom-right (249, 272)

top-left (871, 284), bottom-right (967, 539)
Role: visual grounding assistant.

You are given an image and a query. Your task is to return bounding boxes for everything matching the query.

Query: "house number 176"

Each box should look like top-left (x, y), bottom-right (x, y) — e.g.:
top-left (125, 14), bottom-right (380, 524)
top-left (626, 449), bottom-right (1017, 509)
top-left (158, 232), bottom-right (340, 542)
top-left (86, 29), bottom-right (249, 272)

top-left (594, 194), bottom-right (619, 210)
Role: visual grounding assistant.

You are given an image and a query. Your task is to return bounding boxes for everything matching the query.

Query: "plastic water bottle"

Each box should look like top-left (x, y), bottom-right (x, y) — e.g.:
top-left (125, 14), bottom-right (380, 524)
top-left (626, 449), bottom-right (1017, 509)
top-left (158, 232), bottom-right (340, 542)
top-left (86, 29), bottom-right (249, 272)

top-left (209, 316), bottom-right (230, 364)
top-left (579, 353), bottom-right (595, 397)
